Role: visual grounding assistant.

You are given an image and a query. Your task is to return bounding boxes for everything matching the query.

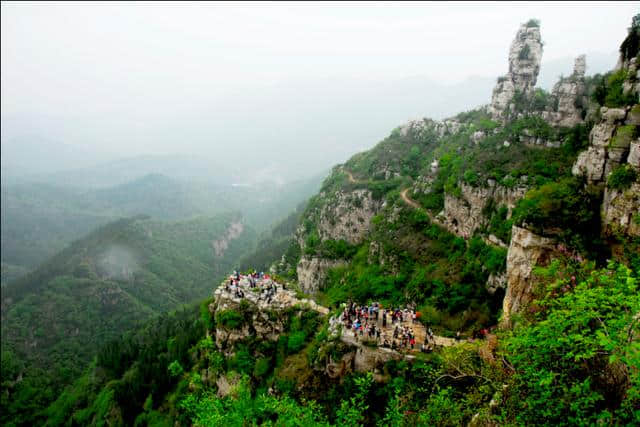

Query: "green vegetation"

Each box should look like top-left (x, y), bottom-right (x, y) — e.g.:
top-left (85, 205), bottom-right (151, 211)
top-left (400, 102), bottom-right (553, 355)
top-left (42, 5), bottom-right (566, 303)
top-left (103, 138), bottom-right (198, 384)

top-left (1, 173), bottom-right (323, 278)
top-left (592, 70), bottom-right (637, 108)
top-left (499, 261), bottom-right (639, 425)
top-left (512, 177), bottom-right (606, 257)
top-left (526, 18), bottom-right (540, 28)
top-left (215, 309), bottom-right (245, 329)
top-left (317, 207), bottom-right (506, 334)
top-left (34, 261), bottom-right (639, 426)
top-left (620, 13), bottom-right (640, 61)
top-left (5, 14), bottom-right (640, 427)
top-left (0, 214), bottom-right (258, 426)
top-left (608, 164), bottom-right (638, 190)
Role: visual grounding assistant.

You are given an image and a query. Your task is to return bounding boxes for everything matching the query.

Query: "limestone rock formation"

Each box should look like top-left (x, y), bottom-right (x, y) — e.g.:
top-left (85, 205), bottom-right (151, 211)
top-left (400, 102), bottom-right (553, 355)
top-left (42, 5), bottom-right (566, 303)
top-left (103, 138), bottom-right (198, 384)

top-left (316, 189), bottom-right (382, 245)
top-left (486, 271), bottom-right (507, 294)
top-left (296, 256), bottom-right (345, 294)
top-left (542, 55), bottom-right (587, 127)
top-left (211, 276), bottom-right (328, 354)
top-left (212, 221), bottom-right (244, 257)
top-left (438, 181), bottom-right (528, 241)
top-left (502, 226), bottom-right (560, 324)
top-left (489, 21), bottom-right (543, 121)
top-left (572, 105), bottom-right (639, 184)
top-left (602, 182), bottom-right (640, 237)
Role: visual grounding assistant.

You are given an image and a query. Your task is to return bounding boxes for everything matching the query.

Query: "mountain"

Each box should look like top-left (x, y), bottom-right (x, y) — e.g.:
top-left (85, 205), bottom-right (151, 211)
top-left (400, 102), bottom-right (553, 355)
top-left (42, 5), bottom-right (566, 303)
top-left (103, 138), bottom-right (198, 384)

top-left (0, 213), bottom-right (258, 424)
top-left (3, 16), bottom-right (640, 427)
top-left (1, 172), bottom-right (324, 282)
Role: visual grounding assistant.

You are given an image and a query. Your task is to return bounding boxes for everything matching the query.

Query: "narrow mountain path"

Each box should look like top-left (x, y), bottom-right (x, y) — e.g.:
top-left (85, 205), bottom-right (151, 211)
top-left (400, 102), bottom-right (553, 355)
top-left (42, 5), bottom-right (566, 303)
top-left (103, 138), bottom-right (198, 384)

top-left (342, 167), bottom-right (441, 223)
top-left (400, 187), bottom-right (422, 210)
top-left (342, 167), bottom-right (365, 184)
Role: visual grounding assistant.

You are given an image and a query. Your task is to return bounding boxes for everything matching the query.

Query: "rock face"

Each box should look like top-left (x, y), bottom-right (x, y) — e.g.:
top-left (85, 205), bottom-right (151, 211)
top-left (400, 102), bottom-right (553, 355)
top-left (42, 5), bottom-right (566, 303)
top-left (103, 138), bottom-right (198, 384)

top-left (573, 40), bottom-right (640, 186)
top-left (602, 182), bottom-right (640, 237)
top-left (439, 182), bottom-right (527, 241)
top-left (570, 40), bottom-right (639, 239)
top-left (502, 226), bottom-right (560, 324)
top-left (542, 55), bottom-right (587, 127)
top-left (295, 186), bottom-right (383, 293)
top-left (572, 106), bottom-right (638, 184)
top-left (316, 189), bottom-right (382, 244)
top-left (489, 21), bottom-right (543, 120)
top-left (486, 271), bottom-right (507, 294)
top-left (211, 276), bottom-right (328, 355)
top-left (296, 256), bottom-right (345, 294)
top-left (212, 221), bottom-right (244, 257)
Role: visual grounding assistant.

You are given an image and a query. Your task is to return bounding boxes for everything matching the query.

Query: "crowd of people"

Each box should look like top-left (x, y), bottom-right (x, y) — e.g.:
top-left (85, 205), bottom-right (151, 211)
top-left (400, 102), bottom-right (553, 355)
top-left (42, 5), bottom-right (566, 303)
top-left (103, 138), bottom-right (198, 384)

top-left (223, 270), bottom-right (282, 303)
top-left (339, 301), bottom-right (437, 353)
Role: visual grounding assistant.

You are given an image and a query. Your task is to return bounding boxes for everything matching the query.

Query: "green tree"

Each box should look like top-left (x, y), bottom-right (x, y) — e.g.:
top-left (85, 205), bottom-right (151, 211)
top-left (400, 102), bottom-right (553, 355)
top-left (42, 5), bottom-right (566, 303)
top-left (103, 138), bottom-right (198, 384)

top-left (500, 262), bottom-right (640, 425)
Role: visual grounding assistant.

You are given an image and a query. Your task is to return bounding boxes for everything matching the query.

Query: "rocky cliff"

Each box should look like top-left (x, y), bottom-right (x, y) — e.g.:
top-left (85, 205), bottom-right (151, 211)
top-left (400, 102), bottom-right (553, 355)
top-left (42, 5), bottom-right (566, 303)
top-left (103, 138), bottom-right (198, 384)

top-left (502, 226), bottom-right (560, 325)
top-left (212, 221), bottom-right (245, 257)
top-left (297, 256), bottom-right (346, 294)
top-left (542, 55), bottom-right (588, 127)
top-left (571, 46), bottom-right (639, 238)
top-left (438, 181), bottom-right (527, 242)
top-left (210, 276), bottom-right (328, 355)
top-left (316, 189), bottom-right (382, 244)
top-left (295, 186), bottom-right (383, 293)
top-left (572, 104), bottom-right (639, 184)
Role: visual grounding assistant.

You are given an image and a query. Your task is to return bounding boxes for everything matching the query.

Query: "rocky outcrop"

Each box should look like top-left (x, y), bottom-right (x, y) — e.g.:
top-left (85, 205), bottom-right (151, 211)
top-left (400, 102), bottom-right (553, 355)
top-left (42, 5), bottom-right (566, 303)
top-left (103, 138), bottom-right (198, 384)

top-left (570, 37), bottom-right (639, 239)
top-left (296, 256), bottom-right (345, 294)
top-left (212, 221), bottom-right (244, 257)
top-left (502, 226), bottom-right (560, 324)
top-left (489, 21), bottom-right (543, 121)
top-left (486, 272), bottom-right (507, 294)
top-left (211, 276), bottom-right (328, 354)
top-left (439, 181), bottom-right (527, 240)
top-left (602, 181), bottom-right (640, 237)
top-left (542, 55), bottom-right (587, 127)
top-left (572, 106), bottom-right (638, 184)
top-left (398, 117), bottom-right (465, 140)
top-left (316, 189), bottom-right (382, 245)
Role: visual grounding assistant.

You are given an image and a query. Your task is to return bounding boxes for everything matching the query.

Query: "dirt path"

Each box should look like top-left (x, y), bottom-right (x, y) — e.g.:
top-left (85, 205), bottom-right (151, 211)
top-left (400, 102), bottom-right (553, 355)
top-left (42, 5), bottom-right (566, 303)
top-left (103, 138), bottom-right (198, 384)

top-left (400, 187), bottom-right (422, 210)
top-left (342, 168), bottom-right (364, 184)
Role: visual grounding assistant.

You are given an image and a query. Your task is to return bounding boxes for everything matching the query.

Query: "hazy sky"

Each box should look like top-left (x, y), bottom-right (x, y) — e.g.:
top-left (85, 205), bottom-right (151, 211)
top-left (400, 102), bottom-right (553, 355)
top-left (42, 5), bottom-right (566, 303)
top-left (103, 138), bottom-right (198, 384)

top-left (1, 1), bottom-right (638, 179)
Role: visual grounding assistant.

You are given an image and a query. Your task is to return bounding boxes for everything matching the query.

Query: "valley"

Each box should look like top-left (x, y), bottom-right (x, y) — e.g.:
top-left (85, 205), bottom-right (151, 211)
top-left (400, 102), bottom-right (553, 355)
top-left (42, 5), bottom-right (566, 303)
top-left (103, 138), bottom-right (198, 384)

top-left (1, 8), bottom-right (639, 427)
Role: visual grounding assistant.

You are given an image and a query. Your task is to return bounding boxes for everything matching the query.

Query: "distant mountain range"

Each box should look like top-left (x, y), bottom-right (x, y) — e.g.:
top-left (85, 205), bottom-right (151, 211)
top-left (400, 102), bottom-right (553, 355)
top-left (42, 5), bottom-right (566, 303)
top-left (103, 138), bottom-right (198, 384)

top-left (1, 50), bottom-right (617, 189)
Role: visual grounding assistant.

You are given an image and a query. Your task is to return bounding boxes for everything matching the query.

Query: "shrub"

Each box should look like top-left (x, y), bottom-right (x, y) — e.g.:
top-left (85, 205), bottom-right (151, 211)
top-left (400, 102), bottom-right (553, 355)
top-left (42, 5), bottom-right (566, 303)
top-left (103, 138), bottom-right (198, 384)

top-left (512, 177), bottom-right (602, 253)
top-left (320, 239), bottom-right (359, 260)
top-left (603, 70), bottom-right (636, 107)
top-left (463, 170), bottom-right (479, 186)
top-left (253, 357), bottom-right (271, 378)
top-left (501, 262), bottom-right (640, 425)
top-left (607, 164), bottom-right (638, 190)
top-left (525, 18), bottom-right (540, 28)
top-left (215, 309), bottom-right (244, 329)
top-left (610, 124), bottom-right (636, 148)
top-left (167, 360), bottom-right (183, 377)
top-left (287, 331), bottom-right (307, 354)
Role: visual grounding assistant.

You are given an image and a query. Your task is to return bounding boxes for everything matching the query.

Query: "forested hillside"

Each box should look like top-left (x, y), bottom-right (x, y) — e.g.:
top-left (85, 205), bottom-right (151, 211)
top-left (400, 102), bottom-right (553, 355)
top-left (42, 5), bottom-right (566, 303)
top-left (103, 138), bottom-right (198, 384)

top-left (0, 213), bottom-right (257, 424)
top-left (2, 14), bottom-right (639, 427)
top-left (1, 172), bottom-right (323, 284)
